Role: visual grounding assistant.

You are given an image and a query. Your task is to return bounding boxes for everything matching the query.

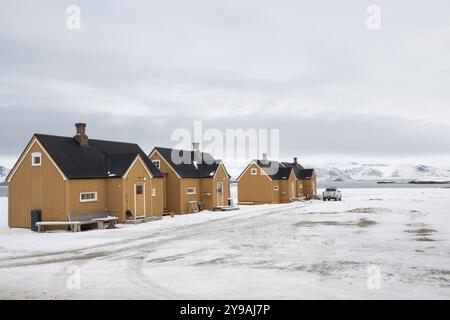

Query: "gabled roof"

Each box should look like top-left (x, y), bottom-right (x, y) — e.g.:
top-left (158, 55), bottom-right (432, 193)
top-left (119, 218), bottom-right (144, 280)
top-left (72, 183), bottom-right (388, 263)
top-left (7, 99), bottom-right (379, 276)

top-left (151, 147), bottom-right (227, 179)
top-left (298, 168), bottom-right (315, 180)
top-left (281, 161), bottom-right (315, 180)
top-left (281, 162), bottom-right (305, 170)
top-left (33, 134), bottom-right (163, 179)
top-left (256, 160), bottom-right (293, 180)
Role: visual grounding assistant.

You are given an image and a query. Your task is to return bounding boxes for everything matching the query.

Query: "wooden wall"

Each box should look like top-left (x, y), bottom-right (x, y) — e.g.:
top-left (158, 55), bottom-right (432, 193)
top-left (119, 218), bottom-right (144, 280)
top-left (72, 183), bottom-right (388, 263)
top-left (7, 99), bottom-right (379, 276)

top-left (151, 178), bottom-right (164, 216)
top-left (107, 178), bottom-right (124, 220)
top-left (279, 170), bottom-right (296, 203)
top-left (211, 164), bottom-right (230, 208)
top-left (237, 162), bottom-right (273, 204)
top-left (67, 179), bottom-right (108, 213)
top-left (123, 158), bottom-right (153, 219)
top-left (271, 180), bottom-right (280, 203)
top-left (149, 152), bottom-right (181, 213)
top-left (302, 172), bottom-right (317, 198)
top-left (180, 178), bottom-right (201, 213)
top-left (8, 140), bottom-right (67, 228)
top-left (297, 180), bottom-right (304, 197)
top-left (200, 178), bottom-right (214, 210)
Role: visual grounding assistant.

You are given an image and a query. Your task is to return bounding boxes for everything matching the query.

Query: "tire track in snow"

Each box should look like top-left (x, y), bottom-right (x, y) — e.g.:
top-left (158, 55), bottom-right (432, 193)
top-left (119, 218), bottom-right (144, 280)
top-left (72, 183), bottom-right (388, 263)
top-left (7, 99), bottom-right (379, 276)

top-left (0, 203), bottom-right (308, 269)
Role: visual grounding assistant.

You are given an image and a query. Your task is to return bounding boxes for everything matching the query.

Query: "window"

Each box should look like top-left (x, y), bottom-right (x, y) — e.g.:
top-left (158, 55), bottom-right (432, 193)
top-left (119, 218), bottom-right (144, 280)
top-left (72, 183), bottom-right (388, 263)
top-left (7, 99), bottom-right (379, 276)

top-left (152, 188), bottom-right (156, 197)
top-left (250, 168), bottom-right (257, 175)
top-left (152, 160), bottom-right (160, 169)
top-left (80, 192), bottom-right (98, 202)
top-left (274, 186), bottom-right (279, 191)
top-left (187, 187), bottom-right (196, 195)
top-left (31, 152), bottom-right (42, 166)
top-left (136, 185), bottom-right (143, 195)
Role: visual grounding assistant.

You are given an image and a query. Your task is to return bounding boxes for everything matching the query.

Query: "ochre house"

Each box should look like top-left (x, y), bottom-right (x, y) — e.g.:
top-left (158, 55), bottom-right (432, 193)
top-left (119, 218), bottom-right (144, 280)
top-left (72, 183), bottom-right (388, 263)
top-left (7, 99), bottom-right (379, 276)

top-left (281, 158), bottom-right (317, 199)
top-left (6, 123), bottom-right (163, 228)
top-left (149, 143), bottom-right (231, 214)
top-left (237, 155), bottom-right (317, 204)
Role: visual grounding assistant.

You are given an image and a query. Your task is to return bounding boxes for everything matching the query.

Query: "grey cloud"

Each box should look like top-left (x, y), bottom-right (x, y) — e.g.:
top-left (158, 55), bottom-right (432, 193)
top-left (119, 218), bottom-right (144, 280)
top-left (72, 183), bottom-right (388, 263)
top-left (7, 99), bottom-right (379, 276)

top-left (1, 0), bottom-right (450, 165)
top-left (1, 105), bottom-right (449, 161)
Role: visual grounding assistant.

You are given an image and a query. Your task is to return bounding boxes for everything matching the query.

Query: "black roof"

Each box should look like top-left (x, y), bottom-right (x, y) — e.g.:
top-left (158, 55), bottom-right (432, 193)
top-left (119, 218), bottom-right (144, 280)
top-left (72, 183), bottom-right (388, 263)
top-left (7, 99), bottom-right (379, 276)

top-left (152, 147), bottom-right (226, 178)
top-left (256, 160), bottom-right (293, 180)
top-left (281, 162), bottom-right (305, 170)
top-left (35, 134), bottom-right (163, 179)
top-left (281, 162), bottom-right (315, 180)
top-left (298, 168), bottom-right (315, 179)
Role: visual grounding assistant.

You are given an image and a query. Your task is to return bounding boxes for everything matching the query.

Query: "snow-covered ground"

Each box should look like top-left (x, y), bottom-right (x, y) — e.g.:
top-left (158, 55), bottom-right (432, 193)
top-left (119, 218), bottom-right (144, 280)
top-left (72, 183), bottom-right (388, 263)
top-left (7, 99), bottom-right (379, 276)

top-left (0, 188), bottom-right (449, 299)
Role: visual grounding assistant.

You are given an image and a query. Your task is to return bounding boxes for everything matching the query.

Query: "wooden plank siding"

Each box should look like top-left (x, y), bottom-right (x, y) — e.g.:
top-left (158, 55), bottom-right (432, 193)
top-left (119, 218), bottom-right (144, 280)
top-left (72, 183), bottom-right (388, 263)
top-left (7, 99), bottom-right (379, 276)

top-left (279, 170), bottom-right (297, 203)
top-left (150, 151), bottom-right (231, 213)
top-left (107, 178), bottom-right (125, 220)
top-left (150, 178), bottom-right (164, 217)
top-left (301, 172), bottom-right (317, 198)
top-left (200, 178), bottom-right (213, 210)
top-left (237, 162), bottom-right (274, 204)
top-left (238, 162), bottom-right (298, 204)
top-left (297, 180), bottom-right (305, 197)
top-left (271, 180), bottom-right (281, 203)
top-left (149, 152), bottom-right (182, 213)
top-left (123, 157), bottom-right (154, 219)
top-left (212, 164), bottom-right (231, 207)
top-left (180, 178), bottom-right (201, 213)
top-left (8, 138), bottom-right (163, 228)
top-left (8, 140), bottom-right (67, 228)
top-left (67, 179), bottom-right (108, 213)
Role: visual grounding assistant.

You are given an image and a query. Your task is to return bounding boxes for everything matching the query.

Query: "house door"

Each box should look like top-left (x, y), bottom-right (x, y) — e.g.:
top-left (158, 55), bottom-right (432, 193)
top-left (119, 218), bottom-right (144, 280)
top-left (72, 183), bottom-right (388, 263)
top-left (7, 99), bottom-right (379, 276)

top-left (135, 183), bottom-right (145, 218)
top-left (298, 183), bottom-right (304, 196)
top-left (291, 182), bottom-right (296, 198)
top-left (216, 181), bottom-right (224, 207)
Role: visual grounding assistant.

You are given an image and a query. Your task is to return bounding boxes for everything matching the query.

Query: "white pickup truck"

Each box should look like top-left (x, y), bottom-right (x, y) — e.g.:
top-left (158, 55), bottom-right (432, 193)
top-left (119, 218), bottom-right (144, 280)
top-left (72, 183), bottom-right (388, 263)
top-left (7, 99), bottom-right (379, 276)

top-left (322, 187), bottom-right (342, 201)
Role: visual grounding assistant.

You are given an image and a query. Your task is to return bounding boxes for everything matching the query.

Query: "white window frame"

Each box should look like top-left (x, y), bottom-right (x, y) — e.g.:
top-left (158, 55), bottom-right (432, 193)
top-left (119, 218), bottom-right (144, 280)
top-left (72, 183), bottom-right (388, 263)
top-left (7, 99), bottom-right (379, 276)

top-left (250, 168), bottom-right (257, 175)
top-left (31, 152), bottom-right (42, 167)
top-left (80, 192), bottom-right (98, 203)
top-left (274, 186), bottom-right (279, 191)
top-left (186, 187), bottom-right (196, 195)
top-left (152, 159), bottom-right (160, 169)
top-left (152, 187), bottom-right (156, 197)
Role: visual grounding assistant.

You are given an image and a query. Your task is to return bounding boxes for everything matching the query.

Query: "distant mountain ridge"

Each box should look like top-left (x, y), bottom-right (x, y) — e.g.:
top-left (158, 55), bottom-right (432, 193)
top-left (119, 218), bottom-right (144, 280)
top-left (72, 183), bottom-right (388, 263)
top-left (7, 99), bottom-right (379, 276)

top-left (2, 161), bottom-right (449, 183)
top-left (314, 163), bottom-right (450, 182)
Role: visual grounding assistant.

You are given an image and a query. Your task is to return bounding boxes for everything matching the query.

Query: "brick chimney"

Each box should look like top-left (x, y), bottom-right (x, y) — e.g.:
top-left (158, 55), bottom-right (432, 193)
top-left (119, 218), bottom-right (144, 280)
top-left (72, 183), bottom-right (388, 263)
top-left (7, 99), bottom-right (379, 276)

top-left (192, 142), bottom-right (200, 152)
top-left (293, 157), bottom-right (298, 165)
top-left (262, 153), bottom-right (267, 161)
top-left (74, 123), bottom-right (89, 147)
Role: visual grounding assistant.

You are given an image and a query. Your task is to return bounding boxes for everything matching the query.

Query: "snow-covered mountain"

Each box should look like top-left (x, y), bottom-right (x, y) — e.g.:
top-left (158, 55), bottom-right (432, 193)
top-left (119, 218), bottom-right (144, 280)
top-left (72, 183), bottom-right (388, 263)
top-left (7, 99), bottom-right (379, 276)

top-left (315, 163), bottom-right (450, 182)
top-left (0, 166), bottom-right (9, 183)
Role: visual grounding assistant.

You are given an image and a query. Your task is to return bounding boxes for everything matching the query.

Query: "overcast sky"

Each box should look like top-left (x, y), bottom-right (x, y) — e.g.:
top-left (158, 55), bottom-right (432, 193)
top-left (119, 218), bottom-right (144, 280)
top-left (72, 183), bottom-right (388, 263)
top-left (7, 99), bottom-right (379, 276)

top-left (1, 0), bottom-right (450, 170)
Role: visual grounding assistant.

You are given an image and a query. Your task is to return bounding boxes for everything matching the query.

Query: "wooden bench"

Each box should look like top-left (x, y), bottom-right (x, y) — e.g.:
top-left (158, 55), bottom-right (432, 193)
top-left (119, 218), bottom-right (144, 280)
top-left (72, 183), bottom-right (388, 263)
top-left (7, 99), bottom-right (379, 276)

top-left (35, 212), bottom-right (119, 233)
top-left (36, 221), bottom-right (82, 233)
top-left (68, 212), bottom-right (119, 230)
